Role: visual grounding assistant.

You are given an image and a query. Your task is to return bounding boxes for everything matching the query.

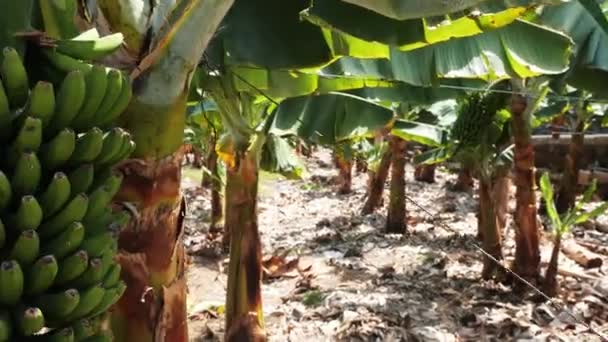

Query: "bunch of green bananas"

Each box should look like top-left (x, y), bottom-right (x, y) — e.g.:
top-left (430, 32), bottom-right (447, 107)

top-left (0, 43), bottom-right (133, 342)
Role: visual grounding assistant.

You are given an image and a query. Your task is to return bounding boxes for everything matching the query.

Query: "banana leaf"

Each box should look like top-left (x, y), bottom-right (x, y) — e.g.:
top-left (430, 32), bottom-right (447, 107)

top-left (270, 93), bottom-right (394, 145)
top-left (228, 66), bottom-right (395, 99)
top-left (207, 0), bottom-right (333, 70)
top-left (260, 134), bottom-right (306, 179)
top-left (333, 0), bottom-right (489, 20)
top-left (303, 0), bottom-right (535, 52)
top-left (535, 0), bottom-right (608, 96)
top-left (391, 119), bottom-right (447, 146)
top-left (321, 19), bottom-right (573, 85)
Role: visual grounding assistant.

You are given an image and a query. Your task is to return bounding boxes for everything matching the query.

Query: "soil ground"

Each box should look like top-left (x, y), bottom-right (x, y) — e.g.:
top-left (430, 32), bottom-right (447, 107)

top-left (182, 149), bottom-right (608, 341)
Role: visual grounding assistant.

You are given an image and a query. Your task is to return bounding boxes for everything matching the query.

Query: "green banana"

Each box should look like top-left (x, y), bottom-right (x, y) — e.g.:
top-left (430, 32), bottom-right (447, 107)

top-left (0, 47), bottom-right (29, 108)
top-left (0, 171), bottom-right (10, 211)
top-left (0, 260), bottom-right (23, 305)
top-left (11, 152), bottom-right (41, 196)
top-left (0, 81), bottom-right (11, 140)
top-left (0, 220), bottom-right (4, 250)
top-left (101, 264), bottom-right (121, 289)
top-left (9, 229), bottom-right (40, 266)
top-left (92, 69), bottom-right (122, 124)
top-left (83, 207), bottom-right (112, 235)
top-left (35, 289), bottom-right (80, 321)
top-left (8, 195), bottom-right (43, 231)
top-left (7, 117), bottom-right (43, 165)
top-left (26, 81), bottom-right (55, 127)
top-left (42, 50), bottom-right (92, 74)
top-left (90, 169), bottom-right (122, 197)
top-left (47, 70), bottom-right (86, 135)
top-left (65, 285), bottom-right (104, 320)
top-left (25, 255), bottom-right (58, 296)
top-left (39, 327), bottom-right (74, 342)
top-left (94, 128), bottom-right (124, 165)
top-left (83, 183), bottom-right (122, 223)
top-left (55, 33), bottom-right (124, 60)
top-left (69, 128), bottom-right (104, 164)
top-left (37, 193), bottom-right (88, 239)
top-left (39, 172), bottom-right (71, 218)
top-left (88, 281), bottom-right (125, 317)
top-left (79, 232), bottom-right (114, 258)
top-left (38, 0), bottom-right (79, 39)
top-left (55, 250), bottom-right (88, 286)
top-left (67, 164), bottom-right (94, 195)
top-left (40, 128), bottom-right (76, 170)
top-left (72, 257), bottom-right (104, 289)
top-left (15, 306), bottom-right (44, 336)
top-left (41, 222), bottom-right (85, 260)
top-left (71, 318), bottom-right (95, 341)
top-left (0, 310), bottom-right (11, 341)
top-left (112, 137), bottom-right (136, 164)
top-left (97, 73), bottom-right (132, 127)
top-left (72, 65), bottom-right (108, 131)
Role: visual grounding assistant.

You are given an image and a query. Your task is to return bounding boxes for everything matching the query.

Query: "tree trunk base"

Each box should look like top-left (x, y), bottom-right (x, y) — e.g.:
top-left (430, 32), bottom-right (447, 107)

top-left (112, 156), bottom-right (188, 342)
top-left (453, 167), bottom-right (474, 193)
top-left (361, 149), bottom-right (392, 215)
top-left (414, 164), bottom-right (436, 183)
top-left (385, 137), bottom-right (407, 234)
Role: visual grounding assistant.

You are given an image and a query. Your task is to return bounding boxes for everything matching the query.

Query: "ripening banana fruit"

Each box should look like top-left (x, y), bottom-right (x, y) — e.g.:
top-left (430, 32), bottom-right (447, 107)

top-left (0, 39), bottom-right (133, 339)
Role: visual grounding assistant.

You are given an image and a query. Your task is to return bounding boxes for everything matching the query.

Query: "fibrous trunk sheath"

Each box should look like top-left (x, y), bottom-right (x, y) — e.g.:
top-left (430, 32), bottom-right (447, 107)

top-left (454, 167), bottom-right (474, 193)
top-left (361, 148), bottom-right (392, 215)
top-left (543, 235), bottom-right (561, 297)
top-left (112, 155), bottom-right (188, 342)
top-left (510, 93), bottom-right (541, 284)
top-left (224, 153), bottom-right (265, 342)
top-left (556, 121), bottom-right (584, 213)
top-left (385, 136), bottom-right (407, 234)
top-left (414, 164), bottom-right (436, 183)
top-left (479, 177), bottom-right (504, 280)
top-left (206, 144), bottom-right (223, 232)
top-left (336, 154), bottom-right (352, 194)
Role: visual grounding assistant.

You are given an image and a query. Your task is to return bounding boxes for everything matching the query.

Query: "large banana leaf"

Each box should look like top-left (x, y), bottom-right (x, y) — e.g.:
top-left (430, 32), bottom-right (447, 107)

top-left (207, 0), bottom-right (333, 70)
top-left (302, 0), bottom-right (534, 52)
top-left (229, 66), bottom-right (395, 99)
top-left (270, 93), bottom-right (394, 145)
top-left (270, 92), bottom-right (448, 146)
top-left (536, 0), bottom-right (608, 95)
top-left (334, 0), bottom-right (489, 19)
top-left (321, 19), bottom-right (573, 85)
top-left (392, 119), bottom-right (446, 146)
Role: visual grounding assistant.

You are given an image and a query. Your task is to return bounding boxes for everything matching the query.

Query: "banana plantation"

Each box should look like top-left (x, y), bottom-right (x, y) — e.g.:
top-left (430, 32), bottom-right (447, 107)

top-left (1, 0), bottom-right (608, 341)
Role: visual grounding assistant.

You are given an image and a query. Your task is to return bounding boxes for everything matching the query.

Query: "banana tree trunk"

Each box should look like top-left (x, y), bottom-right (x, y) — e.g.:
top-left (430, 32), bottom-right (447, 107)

top-left (414, 164), bottom-right (436, 183)
top-left (478, 176), bottom-right (507, 280)
top-left (87, 1), bottom-right (235, 340)
top-left (543, 235), bottom-right (561, 297)
top-left (556, 121), bottom-right (584, 213)
top-left (208, 147), bottom-right (224, 233)
top-left (224, 148), bottom-right (265, 341)
top-left (336, 154), bottom-right (352, 194)
top-left (510, 93), bottom-right (541, 283)
top-left (385, 136), bottom-right (407, 234)
top-left (361, 148), bottom-right (392, 215)
top-left (113, 156), bottom-right (188, 342)
top-left (454, 166), bottom-right (474, 192)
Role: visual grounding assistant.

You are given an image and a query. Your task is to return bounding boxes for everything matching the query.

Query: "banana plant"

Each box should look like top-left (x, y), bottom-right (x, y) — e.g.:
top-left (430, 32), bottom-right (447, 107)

top-left (539, 172), bottom-right (608, 296)
top-left (415, 87), bottom-right (515, 279)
